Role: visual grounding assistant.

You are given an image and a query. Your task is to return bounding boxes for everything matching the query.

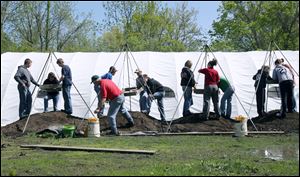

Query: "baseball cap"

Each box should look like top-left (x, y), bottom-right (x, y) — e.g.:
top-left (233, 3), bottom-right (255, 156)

top-left (91, 75), bottom-right (99, 84)
top-left (134, 69), bottom-right (142, 73)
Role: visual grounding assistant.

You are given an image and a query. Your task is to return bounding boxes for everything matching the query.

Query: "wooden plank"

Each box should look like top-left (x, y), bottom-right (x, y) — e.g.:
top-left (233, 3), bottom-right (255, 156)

top-left (20, 144), bottom-right (155, 155)
top-left (121, 131), bottom-right (285, 136)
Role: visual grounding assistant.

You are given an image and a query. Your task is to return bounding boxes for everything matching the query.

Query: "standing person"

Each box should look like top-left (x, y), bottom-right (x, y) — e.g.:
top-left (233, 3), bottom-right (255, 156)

top-left (281, 60), bottom-right (297, 112)
top-left (142, 74), bottom-right (166, 122)
top-left (180, 60), bottom-right (196, 116)
top-left (56, 58), bottom-right (72, 115)
top-left (219, 77), bottom-right (235, 119)
top-left (252, 65), bottom-right (273, 117)
top-left (93, 78), bottom-right (134, 135)
top-left (91, 75), bottom-right (105, 117)
top-left (198, 59), bottom-right (220, 120)
top-left (14, 58), bottom-right (40, 120)
top-left (101, 66), bottom-right (117, 80)
top-left (134, 69), bottom-right (150, 113)
top-left (272, 59), bottom-right (294, 119)
top-left (43, 72), bottom-right (60, 112)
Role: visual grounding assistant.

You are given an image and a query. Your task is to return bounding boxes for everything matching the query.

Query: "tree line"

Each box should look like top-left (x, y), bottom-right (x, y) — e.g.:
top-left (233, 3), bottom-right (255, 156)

top-left (1, 1), bottom-right (299, 53)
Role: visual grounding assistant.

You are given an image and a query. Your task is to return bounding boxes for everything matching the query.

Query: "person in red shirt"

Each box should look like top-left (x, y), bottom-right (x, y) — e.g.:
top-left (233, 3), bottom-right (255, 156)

top-left (198, 59), bottom-right (220, 120)
top-left (92, 78), bottom-right (134, 135)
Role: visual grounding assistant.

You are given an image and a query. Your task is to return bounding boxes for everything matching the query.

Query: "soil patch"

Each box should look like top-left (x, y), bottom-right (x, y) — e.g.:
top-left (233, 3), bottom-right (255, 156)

top-left (1, 110), bottom-right (298, 137)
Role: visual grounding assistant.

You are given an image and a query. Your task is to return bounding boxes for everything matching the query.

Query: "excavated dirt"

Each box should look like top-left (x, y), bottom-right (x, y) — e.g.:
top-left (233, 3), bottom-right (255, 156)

top-left (1, 110), bottom-right (299, 137)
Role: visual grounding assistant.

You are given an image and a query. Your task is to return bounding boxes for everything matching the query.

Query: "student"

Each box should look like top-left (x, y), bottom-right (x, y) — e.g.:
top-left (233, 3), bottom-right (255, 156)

top-left (57, 58), bottom-right (72, 115)
top-left (143, 74), bottom-right (166, 123)
top-left (93, 78), bottom-right (134, 135)
top-left (219, 77), bottom-right (234, 119)
top-left (253, 65), bottom-right (273, 117)
top-left (272, 59), bottom-right (294, 119)
top-left (91, 75), bottom-right (105, 117)
top-left (198, 59), bottom-right (220, 120)
top-left (134, 69), bottom-right (150, 113)
top-left (101, 66), bottom-right (117, 80)
top-left (180, 60), bottom-right (196, 116)
top-left (14, 58), bottom-right (40, 119)
top-left (43, 72), bottom-right (60, 112)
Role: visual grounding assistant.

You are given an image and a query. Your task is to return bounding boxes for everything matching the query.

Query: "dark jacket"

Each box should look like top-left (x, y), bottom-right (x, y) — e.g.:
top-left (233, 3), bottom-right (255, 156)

top-left (180, 67), bottom-right (195, 87)
top-left (253, 69), bottom-right (273, 89)
top-left (43, 79), bottom-right (59, 96)
top-left (136, 76), bottom-right (145, 90)
top-left (145, 78), bottom-right (164, 94)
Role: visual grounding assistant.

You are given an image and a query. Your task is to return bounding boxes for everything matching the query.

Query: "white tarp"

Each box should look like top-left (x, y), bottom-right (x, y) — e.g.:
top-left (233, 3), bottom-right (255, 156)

top-left (1, 51), bottom-right (299, 126)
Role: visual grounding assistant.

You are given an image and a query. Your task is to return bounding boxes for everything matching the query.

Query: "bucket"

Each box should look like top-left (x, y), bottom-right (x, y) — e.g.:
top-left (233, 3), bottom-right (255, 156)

top-left (88, 117), bottom-right (100, 137)
top-left (234, 120), bottom-right (248, 137)
top-left (62, 125), bottom-right (75, 138)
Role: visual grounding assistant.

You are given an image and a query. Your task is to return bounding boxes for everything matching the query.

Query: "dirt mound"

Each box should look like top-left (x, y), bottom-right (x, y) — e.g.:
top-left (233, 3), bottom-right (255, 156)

top-left (1, 110), bottom-right (299, 137)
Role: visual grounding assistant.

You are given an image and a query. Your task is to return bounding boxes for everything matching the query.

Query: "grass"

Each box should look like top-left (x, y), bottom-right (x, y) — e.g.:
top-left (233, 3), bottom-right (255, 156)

top-left (1, 133), bottom-right (299, 176)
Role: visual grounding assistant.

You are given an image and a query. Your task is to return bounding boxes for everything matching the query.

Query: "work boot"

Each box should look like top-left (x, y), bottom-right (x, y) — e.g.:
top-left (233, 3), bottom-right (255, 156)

top-left (125, 122), bottom-right (134, 128)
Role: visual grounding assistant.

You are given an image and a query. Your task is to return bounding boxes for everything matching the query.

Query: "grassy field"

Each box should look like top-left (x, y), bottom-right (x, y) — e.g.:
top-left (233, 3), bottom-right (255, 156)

top-left (1, 133), bottom-right (299, 176)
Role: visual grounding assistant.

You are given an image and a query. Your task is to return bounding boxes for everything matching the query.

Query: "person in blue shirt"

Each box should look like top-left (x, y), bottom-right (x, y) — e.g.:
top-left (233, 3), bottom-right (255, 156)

top-left (101, 66), bottom-right (117, 80)
top-left (91, 75), bottom-right (105, 117)
top-left (57, 58), bottom-right (72, 115)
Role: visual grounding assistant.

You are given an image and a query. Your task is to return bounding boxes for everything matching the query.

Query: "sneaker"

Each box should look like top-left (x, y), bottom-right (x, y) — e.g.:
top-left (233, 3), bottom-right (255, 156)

top-left (106, 131), bottom-right (120, 136)
top-left (276, 113), bottom-right (286, 119)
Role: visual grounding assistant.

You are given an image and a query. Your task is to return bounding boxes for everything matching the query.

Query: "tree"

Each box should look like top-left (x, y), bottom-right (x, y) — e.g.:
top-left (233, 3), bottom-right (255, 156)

top-left (210, 1), bottom-right (299, 51)
top-left (1, 1), bottom-right (97, 52)
top-left (100, 1), bottom-right (203, 51)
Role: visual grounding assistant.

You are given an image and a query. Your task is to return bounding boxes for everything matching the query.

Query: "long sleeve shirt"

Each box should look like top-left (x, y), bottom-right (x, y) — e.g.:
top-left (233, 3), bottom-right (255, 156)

top-left (14, 65), bottom-right (39, 87)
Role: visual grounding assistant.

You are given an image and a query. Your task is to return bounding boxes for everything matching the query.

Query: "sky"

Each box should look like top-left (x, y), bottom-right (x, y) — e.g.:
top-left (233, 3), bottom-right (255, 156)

top-left (75, 1), bottom-right (221, 35)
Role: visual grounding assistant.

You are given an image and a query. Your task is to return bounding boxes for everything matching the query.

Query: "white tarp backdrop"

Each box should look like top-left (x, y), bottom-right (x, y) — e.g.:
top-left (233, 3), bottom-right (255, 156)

top-left (1, 51), bottom-right (299, 126)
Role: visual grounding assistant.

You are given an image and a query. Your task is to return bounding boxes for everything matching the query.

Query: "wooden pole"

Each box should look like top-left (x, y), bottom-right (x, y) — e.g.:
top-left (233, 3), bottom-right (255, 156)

top-left (20, 144), bottom-right (156, 155)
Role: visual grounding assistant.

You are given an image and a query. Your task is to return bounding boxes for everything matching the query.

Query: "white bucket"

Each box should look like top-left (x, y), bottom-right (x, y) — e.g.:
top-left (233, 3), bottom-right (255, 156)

top-left (234, 120), bottom-right (248, 137)
top-left (88, 117), bottom-right (100, 137)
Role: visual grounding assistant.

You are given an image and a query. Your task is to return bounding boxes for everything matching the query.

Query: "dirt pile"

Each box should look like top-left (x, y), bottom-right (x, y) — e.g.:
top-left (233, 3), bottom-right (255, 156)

top-left (1, 110), bottom-right (298, 137)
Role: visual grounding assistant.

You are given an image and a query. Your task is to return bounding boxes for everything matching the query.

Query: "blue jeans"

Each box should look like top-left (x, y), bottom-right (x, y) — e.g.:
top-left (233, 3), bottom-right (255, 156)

top-left (203, 85), bottom-right (219, 119)
top-left (44, 94), bottom-right (59, 112)
top-left (108, 94), bottom-right (134, 133)
top-left (149, 91), bottom-right (165, 121)
top-left (62, 85), bottom-right (72, 114)
top-left (139, 90), bottom-right (150, 112)
top-left (17, 85), bottom-right (32, 118)
top-left (220, 86), bottom-right (234, 118)
top-left (182, 86), bottom-right (193, 116)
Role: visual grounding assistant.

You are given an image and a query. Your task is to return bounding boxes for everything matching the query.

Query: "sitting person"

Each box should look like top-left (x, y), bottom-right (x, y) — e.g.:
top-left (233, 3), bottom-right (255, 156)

top-left (43, 72), bottom-right (60, 112)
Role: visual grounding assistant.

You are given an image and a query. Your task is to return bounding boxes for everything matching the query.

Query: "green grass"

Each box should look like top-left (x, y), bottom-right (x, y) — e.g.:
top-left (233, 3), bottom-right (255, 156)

top-left (1, 133), bottom-right (299, 176)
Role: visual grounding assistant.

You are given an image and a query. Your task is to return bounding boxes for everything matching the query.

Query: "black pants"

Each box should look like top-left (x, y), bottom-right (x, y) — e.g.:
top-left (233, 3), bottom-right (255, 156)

top-left (256, 87), bottom-right (266, 116)
top-left (279, 80), bottom-right (294, 117)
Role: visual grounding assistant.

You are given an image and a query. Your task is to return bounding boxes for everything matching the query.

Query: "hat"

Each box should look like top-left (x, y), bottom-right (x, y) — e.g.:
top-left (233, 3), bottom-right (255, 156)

top-left (109, 66), bottom-right (117, 73)
top-left (91, 75), bottom-right (99, 84)
top-left (134, 69), bottom-right (142, 74)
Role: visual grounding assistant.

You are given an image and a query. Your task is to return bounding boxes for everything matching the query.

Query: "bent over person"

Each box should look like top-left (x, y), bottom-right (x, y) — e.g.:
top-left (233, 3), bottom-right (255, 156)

top-left (14, 58), bottom-right (40, 120)
top-left (143, 74), bottom-right (166, 122)
top-left (94, 78), bottom-right (134, 135)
